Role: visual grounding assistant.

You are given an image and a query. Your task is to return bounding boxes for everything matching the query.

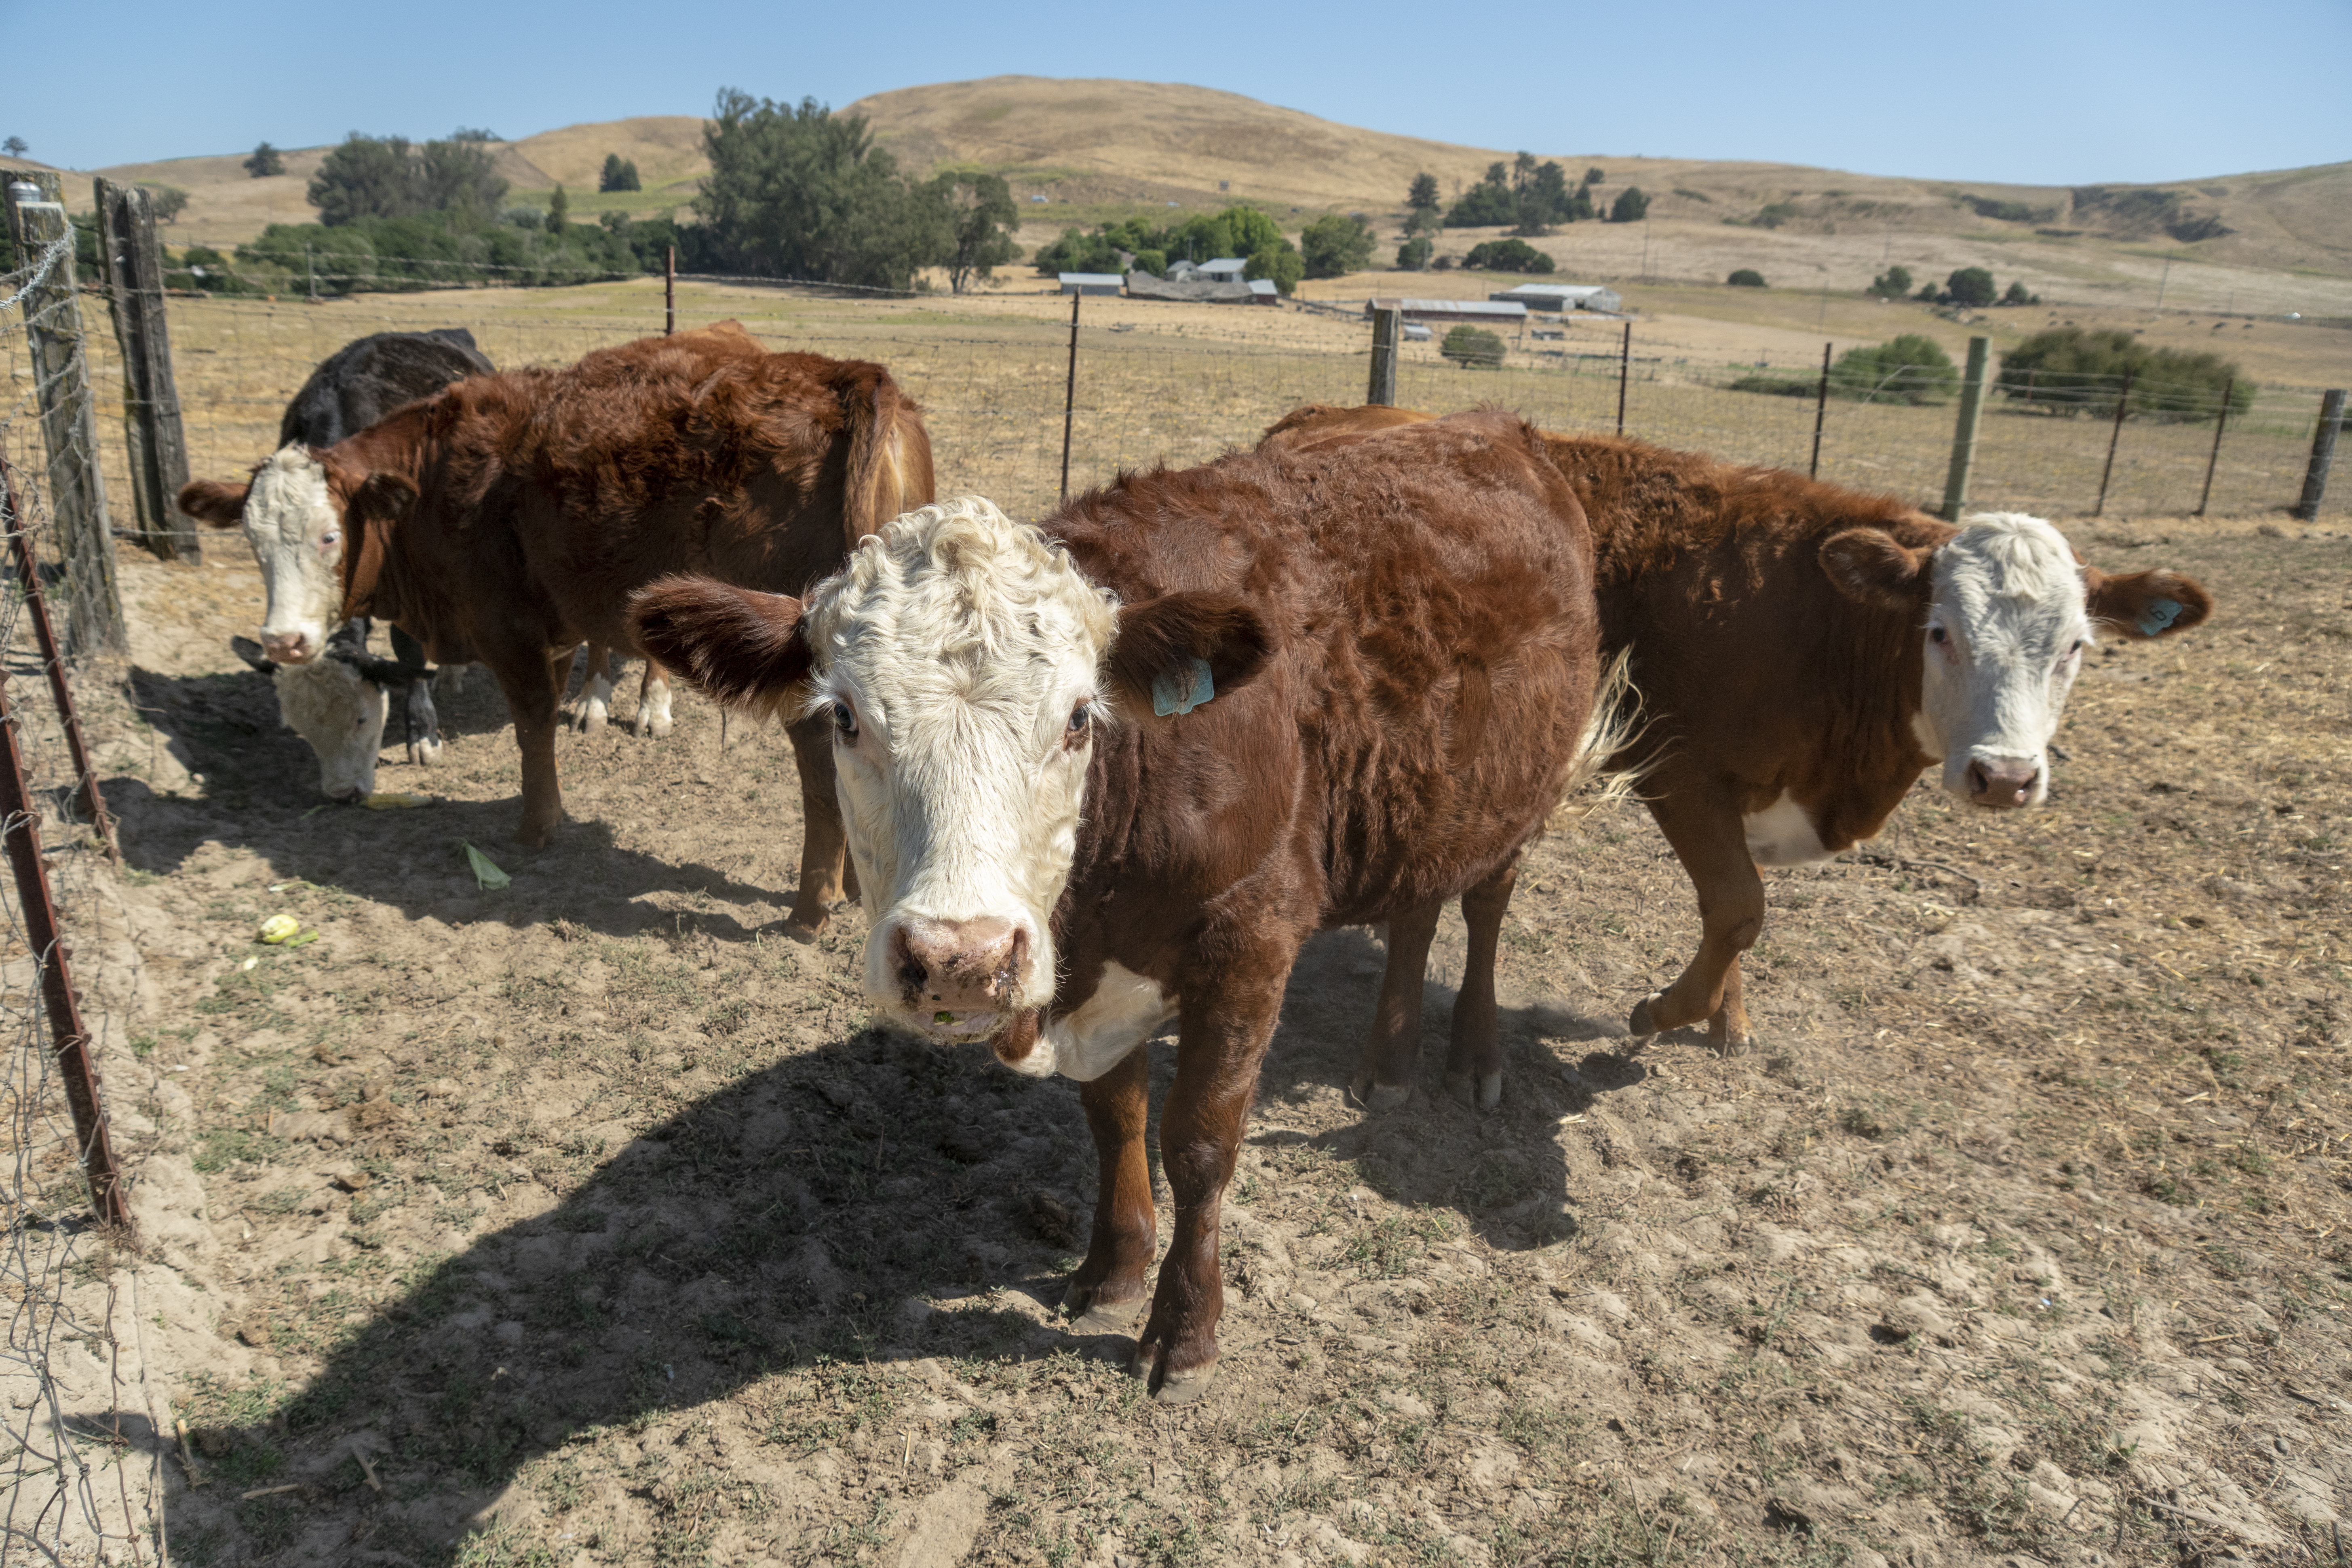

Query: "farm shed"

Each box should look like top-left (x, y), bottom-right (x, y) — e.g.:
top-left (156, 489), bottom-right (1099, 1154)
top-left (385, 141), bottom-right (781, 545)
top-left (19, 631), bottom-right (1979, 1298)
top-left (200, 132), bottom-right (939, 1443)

top-left (1366, 298), bottom-right (1530, 327)
top-left (1489, 283), bottom-right (1624, 314)
top-left (1198, 257), bottom-right (1249, 283)
top-left (1248, 279), bottom-right (1279, 304)
top-left (1125, 270), bottom-right (1257, 304)
top-left (1057, 272), bottom-right (1124, 297)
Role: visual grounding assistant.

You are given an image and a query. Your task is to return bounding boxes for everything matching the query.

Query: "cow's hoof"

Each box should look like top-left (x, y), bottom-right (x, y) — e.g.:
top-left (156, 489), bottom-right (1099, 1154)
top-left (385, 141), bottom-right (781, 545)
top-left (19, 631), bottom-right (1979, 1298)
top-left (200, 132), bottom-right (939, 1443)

top-left (574, 707), bottom-right (607, 735)
top-left (1067, 1298), bottom-right (1143, 1336)
top-left (1624, 994), bottom-right (1668, 1049)
top-left (1148, 1362), bottom-right (1217, 1405)
top-left (635, 714), bottom-right (672, 740)
top-left (1445, 1070), bottom-right (1503, 1112)
top-left (1347, 1074), bottom-right (1411, 1114)
top-left (409, 736), bottom-right (443, 767)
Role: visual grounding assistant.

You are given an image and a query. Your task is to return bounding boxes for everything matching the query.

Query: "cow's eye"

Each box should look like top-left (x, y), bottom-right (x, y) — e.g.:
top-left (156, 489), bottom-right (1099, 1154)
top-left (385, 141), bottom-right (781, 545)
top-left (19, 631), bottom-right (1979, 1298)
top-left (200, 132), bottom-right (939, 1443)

top-left (2067, 639), bottom-right (2083, 656)
top-left (1929, 626), bottom-right (1948, 644)
top-left (831, 701), bottom-right (858, 741)
top-left (1069, 702), bottom-right (1091, 734)
top-left (320, 530), bottom-right (340, 547)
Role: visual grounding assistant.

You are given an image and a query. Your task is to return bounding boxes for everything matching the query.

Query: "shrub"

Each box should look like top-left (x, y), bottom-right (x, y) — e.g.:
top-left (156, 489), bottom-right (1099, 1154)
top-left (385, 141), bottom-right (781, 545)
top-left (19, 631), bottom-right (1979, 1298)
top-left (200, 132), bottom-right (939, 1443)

top-left (1996, 326), bottom-right (2249, 419)
top-left (1583, 167), bottom-right (1605, 187)
top-left (2002, 280), bottom-right (2038, 305)
top-left (1753, 200), bottom-right (1800, 229)
top-left (1727, 268), bottom-right (1766, 288)
top-left (1031, 226), bottom-right (1124, 275)
top-left (1300, 213), bottom-right (1376, 279)
top-left (599, 154), bottom-right (641, 193)
top-left (1246, 241), bottom-right (1304, 295)
top-left (1608, 187), bottom-right (1649, 223)
top-left (1753, 334), bottom-right (1962, 404)
top-left (1396, 235), bottom-right (1432, 271)
top-left (244, 142), bottom-right (285, 179)
top-left (1462, 236), bottom-right (1553, 273)
top-left (1944, 266), bottom-right (1997, 308)
top-left (1673, 187), bottom-right (1712, 204)
top-left (1441, 326), bottom-right (1506, 367)
top-left (1867, 265), bottom-right (1913, 298)
top-left (143, 185), bottom-right (189, 223)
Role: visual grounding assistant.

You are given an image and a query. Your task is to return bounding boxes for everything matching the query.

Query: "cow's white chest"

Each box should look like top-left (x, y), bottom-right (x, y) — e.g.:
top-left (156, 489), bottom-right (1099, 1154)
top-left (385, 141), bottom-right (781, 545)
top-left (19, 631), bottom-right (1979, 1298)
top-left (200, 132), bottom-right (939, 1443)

top-left (1743, 792), bottom-right (1829, 867)
top-left (1045, 962), bottom-right (1176, 1082)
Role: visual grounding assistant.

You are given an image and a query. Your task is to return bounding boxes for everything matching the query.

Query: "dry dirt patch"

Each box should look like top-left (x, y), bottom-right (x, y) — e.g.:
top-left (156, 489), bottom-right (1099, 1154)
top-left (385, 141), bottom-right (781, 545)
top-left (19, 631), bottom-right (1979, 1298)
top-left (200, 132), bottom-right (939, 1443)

top-left (72, 519), bottom-right (2352, 1566)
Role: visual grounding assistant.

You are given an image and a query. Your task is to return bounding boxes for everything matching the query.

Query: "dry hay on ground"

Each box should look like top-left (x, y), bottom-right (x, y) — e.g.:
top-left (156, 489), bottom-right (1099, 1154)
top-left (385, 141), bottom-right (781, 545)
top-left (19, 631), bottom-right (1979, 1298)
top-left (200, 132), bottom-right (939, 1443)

top-left (55, 513), bottom-right (2348, 1566)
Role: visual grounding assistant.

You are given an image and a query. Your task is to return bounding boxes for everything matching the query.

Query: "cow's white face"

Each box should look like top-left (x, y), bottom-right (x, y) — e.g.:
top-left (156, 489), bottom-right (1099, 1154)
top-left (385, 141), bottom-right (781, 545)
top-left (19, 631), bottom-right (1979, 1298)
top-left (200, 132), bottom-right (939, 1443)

top-left (275, 656), bottom-right (386, 801)
top-left (805, 497), bottom-right (1115, 1072)
top-left (240, 446), bottom-right (347, 665)
top-left (1913, 513), bottom-right (2090, 809)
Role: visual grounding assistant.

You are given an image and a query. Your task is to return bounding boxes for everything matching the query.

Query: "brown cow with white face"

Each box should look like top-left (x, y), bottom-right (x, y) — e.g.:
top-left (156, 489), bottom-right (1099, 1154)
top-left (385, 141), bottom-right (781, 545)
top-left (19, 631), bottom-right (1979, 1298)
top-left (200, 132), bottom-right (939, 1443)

top-left (178, 323), bottom-right (932, 933)
top-left (634, 412), bottom-right (1605, 1400)
top-left (1264, 406), bottom-right (2216, 1048)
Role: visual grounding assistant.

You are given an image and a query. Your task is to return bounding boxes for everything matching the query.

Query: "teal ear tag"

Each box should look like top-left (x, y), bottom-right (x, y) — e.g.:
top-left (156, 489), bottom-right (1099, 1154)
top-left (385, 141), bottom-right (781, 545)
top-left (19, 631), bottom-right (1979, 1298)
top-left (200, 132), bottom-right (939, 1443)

top-left (1151, 656), bottom-right (1215, 717)
top-left (2136, 597), bottom-right (2182, 637)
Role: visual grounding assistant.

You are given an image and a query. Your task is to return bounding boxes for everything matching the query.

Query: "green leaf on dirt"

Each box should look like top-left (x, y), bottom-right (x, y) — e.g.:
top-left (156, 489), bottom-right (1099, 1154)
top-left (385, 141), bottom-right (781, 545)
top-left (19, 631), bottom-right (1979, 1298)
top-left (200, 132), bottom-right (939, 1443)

top-left (460, 841), bottom-right (512, 891)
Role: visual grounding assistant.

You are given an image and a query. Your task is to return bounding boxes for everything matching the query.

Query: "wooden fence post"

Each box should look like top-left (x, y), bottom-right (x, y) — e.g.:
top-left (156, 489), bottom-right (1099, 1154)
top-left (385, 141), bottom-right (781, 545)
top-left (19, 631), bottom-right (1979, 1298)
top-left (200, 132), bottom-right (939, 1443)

top-left (2291, 388), bottom-right (2345, 521)
top-left (664, 245), bottom-right (675, 336)
top-left (1939, 336), bottom-right (1990, 520)
top-left (2, 173), bottom-right (125, 657)
top-left (2193, 377), bottom-right (2233, 517)
top-left (1615, 321), bottom-right (1631, 437)
top-left (2092, 369), bottom-right (2134, 518)
top-left (1058, 289), bottom-right (1080, 504)
top-left (1367, 306), bottom-right (1401, 406)
top-left (94, 178), bottom-right (198, 562)
top-left (1808, 341), bottom-right (1831, 479)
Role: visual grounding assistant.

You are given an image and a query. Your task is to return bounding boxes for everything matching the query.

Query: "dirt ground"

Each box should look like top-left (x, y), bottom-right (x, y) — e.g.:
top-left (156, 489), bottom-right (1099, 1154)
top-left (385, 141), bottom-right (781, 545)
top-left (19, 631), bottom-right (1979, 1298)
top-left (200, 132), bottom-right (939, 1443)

top-left (48, 507), bottom-right (2352, 1567)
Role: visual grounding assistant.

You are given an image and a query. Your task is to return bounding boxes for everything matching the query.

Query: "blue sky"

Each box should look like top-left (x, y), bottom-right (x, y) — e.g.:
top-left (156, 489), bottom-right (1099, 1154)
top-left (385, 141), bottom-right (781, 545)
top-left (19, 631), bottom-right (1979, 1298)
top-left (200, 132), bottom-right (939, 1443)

top-left (13, 0), bottom-right (2346, 186)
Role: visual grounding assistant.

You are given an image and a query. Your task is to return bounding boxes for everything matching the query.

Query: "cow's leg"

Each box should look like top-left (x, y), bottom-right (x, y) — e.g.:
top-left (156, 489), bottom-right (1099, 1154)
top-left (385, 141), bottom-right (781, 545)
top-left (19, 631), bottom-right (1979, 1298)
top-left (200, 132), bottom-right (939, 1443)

top-left (1627, 792), bottom-right (1763, 1049)
top-left (390, 626), bottom-right (442, 766)
top-left (633, 657), bottom-right (674, 740)
top-left (1348, 899), bottom-right (1442, 1113)
top-left (502, 647), bottom-right (567, 847)
top-left (1444, 851), bottom-right (1523, 1111)
top-left (1065, 1044), bottom-right (1153, 1334)
top-left (782, 711), bottom-right (852, 935)
top-left (574, 643), bottom-right (613, 734)
top-left (1132, 968), bottom-right (1287, 1403)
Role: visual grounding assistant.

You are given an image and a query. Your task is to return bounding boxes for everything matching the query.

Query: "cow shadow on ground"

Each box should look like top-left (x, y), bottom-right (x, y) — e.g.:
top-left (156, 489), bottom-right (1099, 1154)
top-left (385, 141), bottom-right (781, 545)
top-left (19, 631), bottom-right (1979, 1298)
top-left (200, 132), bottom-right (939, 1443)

top-left (160, 924), bottom-right (1654, 1563)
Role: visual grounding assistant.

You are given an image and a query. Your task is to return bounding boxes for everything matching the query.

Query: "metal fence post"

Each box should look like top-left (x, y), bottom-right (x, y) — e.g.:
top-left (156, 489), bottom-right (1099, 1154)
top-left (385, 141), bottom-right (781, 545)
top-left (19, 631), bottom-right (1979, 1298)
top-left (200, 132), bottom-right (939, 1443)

top-left (664, 245), bottom-right (675, 336)
top-left (2290, 389), bottom-right (2344, 521)
top-left (2092, 369), bottom-right (2134, 517)
top-left (1939, 336), bottom-right (1990, 520)
top-left (93, 179), bottom-right (199, 563)
top-left (2, 174), bottom-right (125, 657)
top-left (1367, 306), bottom-right (1401, 407)
top-left (1615, 321), bottom-right (1631, 437)
top-left (2194, 377), bottom-right (2233, 517)
top-left (0, 457), bottom-right (116, 855)
top-left (1058, 289), bottom-right (1080, 504)
top-left (1808, 341), bottom-right (1831, 479)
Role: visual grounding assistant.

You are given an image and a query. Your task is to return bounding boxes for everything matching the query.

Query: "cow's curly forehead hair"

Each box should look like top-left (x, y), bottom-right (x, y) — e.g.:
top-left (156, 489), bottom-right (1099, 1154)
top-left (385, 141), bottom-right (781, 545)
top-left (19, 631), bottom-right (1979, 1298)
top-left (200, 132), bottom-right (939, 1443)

top-left (1946, 512), bottom-right (2079, 606)
top-left (804, 495), bottom-right (1116, 675)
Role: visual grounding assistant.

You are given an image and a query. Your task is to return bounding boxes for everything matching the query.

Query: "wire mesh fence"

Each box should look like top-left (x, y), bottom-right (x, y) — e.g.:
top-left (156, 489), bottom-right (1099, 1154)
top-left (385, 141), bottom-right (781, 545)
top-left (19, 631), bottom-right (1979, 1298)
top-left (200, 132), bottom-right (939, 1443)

top-left (0, 211), bottom-right (160, 1567)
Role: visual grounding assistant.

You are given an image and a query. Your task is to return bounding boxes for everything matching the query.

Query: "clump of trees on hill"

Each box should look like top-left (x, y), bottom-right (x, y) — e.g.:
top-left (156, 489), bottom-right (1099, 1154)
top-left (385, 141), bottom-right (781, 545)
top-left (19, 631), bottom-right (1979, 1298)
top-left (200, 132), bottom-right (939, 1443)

top-left (307, 130), bottom-right (510, 225)
top-left (1443, 157), bottom-right (1594, 233)
top-left (1032, 205), bottom-right (1306, 293)
top-left (1462, 237), bottom-right (1553, 273)
top-left (599, 154), bottom-right (641, 192)
top-left (1997, 327), bottom-right (2249, 419)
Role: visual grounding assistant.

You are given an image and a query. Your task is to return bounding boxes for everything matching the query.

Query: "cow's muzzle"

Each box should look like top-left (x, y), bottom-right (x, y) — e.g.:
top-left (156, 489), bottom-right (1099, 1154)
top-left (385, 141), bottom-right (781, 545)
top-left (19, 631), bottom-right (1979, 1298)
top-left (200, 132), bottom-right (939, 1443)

top-left (262, 631), bottom-right (319, 665)
top-left (887, 915), bottom-right (1032, 1019)
top-left (1965, 756), bottom-right (2040, 810)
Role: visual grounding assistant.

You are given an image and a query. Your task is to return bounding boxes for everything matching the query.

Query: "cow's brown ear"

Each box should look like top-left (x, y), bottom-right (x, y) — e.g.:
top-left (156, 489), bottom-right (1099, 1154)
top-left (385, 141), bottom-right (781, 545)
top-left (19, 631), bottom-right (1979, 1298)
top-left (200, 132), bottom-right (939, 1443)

top-left (1819, 528), bottom-right (1933, 611)
top-left (344, 471), bottom-right (418, 524)
top-left (178, 478), bottom-right (251, 528)
top-left (1107, 591), bottom-right (1274, 717)
top-left (2084, 566), bottom-right (2213, 640)
top-left (630, 577), bottom-right (812, 718)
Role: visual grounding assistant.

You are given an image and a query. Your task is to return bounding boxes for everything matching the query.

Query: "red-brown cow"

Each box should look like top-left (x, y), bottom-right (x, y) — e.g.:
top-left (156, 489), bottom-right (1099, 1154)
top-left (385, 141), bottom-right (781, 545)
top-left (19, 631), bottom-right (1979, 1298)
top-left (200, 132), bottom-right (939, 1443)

top-left (1264, 407), bottom-right (2215, 1047)
top-left (632, 412), bottom-right (1605, 1399)
top-left (179, 323), bottom-right (933, 932)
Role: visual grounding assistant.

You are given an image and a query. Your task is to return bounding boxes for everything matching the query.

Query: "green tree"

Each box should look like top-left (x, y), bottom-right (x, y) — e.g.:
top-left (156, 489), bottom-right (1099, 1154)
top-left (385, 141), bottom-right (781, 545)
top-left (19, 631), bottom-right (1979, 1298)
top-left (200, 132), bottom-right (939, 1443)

top-left (1866, 264), bottom-right (1912, 298)
top-left (1996, 326), bottom-right (2248, 419)
top-left (143, 185), bottom-right (189, 223)
top-left (1030, 226), bottom-right (1124, 274)
top-left (1446, 166), bottom-right (1517, 227)
top-left (1246, 241), bottom-right (1304, 295)
top-left (1583, 167), bottom-right (1605, 187)
top-left (1462, 237), bottom-right (1554, 273)
top-left (1300, 213), bottom-right (1375, 279)
top-left (933, 171), bottom-right (1021, 292)
top-left (419, 135), bottom-right (507, 215)
top-left (1406, 172), bottom-right (1441, 232)
top-left (306, 131), bottom-right (506, 225)
top-left (1397, 235), bottom-right (1432, 270)
top-left (1727, 268), bottom-right (1765, 287)
top-left (1944, 266), bottom-right (1997, 307)
top-left (1834, 334), bottom-right (1958, 403)
top-left (1529, 161), bottom-right (1573, 224)
top-left (2002, 280), bottom-right (2037, 305)
top-left (1223, 205), bottom-right (1285, 256)
top-left (599, 154), bottom-right (642, 193)
top-left (1441, 326), bottom-right (1506, 366)
top-left (548, 184), bottom-right (569, 235)
top-left (244, 142), bottom-right (285, 179)
top-left (2, 136), bottom-right (25, 158)
top-left (693, 90), bottom-right (951, 291)
top-left (1608, 186), bottom-right (1649, 223)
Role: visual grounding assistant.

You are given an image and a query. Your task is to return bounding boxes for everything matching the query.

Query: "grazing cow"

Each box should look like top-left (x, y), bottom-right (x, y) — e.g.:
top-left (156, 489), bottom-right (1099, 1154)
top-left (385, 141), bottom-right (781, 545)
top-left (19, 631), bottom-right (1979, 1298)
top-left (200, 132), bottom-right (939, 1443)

top-left (633, 411), bottom-right (1604, 1399)
top-left (1265, 406), bottom-right (2216, 1047)
top-left (266, 329), bottom-right (499, 782)
top-left (178, 323), bottom-right (934, 931)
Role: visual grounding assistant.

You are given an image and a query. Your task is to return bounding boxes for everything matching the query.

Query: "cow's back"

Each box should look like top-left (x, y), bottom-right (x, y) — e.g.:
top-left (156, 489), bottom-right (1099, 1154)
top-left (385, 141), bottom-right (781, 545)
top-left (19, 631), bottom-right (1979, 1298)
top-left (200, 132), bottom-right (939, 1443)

top-left (1056, 410), bottom-right (1599, 925)
top-left (280, 330), bottom-right (494, 449)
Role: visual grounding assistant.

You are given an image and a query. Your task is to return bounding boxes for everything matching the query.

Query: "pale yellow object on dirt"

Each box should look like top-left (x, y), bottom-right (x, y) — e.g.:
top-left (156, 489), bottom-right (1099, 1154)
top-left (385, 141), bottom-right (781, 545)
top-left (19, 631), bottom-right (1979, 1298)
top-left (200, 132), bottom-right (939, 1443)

top-left (361, 791), bottom-right (437, 810)
top-left (257, 914), bottom-right (300, 944)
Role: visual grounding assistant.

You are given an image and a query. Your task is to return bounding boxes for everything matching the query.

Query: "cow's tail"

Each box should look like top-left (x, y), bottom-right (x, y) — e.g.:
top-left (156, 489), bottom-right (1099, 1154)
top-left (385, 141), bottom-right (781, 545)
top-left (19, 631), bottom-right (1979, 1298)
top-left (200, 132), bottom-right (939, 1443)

top-left (1549, 648), bottom-right (1652, 828)
top-left (842, 371), bottom-right (937, 554)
